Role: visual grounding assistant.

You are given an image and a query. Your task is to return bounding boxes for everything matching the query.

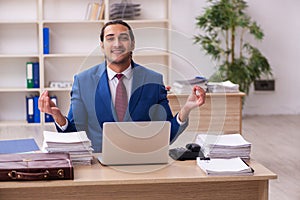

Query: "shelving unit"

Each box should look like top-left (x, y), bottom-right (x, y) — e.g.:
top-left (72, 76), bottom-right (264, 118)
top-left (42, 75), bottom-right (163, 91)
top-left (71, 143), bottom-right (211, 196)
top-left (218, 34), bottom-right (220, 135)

top-left (0, 0), bottom-right (171, 126)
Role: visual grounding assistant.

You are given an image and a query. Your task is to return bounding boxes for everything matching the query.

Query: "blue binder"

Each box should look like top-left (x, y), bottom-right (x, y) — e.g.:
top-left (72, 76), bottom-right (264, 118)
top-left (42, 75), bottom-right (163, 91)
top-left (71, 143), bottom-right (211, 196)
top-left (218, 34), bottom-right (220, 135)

top-left (33, 95), bottom-right (40, 123)
top-left (26, 96), bottom-right (34, 123)
top-left (43, 27), bottom-right (50, 54)
top-left (33, 62), bottom-right (40, 88)
top-left (45, 96), bottom-right (57, 122)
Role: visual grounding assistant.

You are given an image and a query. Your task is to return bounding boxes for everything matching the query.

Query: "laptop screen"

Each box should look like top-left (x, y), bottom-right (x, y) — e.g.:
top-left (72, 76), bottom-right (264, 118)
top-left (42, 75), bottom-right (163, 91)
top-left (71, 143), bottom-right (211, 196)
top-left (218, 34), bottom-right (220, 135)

top-left (99, 121), bottom-right (171, 165)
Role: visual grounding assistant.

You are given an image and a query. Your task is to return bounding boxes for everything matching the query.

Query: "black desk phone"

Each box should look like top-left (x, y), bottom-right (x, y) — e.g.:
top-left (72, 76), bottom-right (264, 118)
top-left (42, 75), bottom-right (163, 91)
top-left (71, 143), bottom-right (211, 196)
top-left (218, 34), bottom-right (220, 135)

top-left (169, 143), bottom-right (205, 161)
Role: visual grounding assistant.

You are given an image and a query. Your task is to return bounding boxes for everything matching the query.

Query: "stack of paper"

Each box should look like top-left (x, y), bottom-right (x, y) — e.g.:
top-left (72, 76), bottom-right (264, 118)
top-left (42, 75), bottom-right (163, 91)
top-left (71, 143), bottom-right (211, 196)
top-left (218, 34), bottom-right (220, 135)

top-left (195, 134), bottom-right (251, 160)
top-left (196, 157), bottom-right (254, 176)
top-left (172, 76), bottom-right (207, 94)
top-left (43, 131), bottom-right (93, 165)
top-left (207, 80), bottom-right (239, 93)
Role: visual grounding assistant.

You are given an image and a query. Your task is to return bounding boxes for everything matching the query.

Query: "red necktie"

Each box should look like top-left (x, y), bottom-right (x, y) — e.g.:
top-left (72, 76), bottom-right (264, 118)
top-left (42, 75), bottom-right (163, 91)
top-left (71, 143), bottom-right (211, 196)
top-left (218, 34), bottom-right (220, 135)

top-left (115, 74), bottom-right (128, 121)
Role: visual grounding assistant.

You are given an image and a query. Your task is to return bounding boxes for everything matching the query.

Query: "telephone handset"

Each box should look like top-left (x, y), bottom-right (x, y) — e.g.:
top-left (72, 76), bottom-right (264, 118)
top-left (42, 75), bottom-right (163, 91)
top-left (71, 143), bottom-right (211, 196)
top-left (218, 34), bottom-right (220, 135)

top-left (169, 143), bottom-right (205, 161)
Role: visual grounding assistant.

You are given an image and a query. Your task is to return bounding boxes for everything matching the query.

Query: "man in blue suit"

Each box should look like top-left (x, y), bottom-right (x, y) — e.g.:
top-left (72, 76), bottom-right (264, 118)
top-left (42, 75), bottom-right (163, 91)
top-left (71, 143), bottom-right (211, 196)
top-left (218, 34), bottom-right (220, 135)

top-left (39, 20), bottom-right (206, 152)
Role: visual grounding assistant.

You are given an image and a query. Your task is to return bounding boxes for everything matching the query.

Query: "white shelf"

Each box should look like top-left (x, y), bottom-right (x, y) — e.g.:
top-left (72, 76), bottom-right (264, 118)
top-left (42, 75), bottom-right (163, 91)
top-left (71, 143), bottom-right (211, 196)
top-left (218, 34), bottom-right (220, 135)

top-left (43, 53), bottom-right (100, 58)
top-left (0, 88), bottom-right (40, 93)
top-left (42, 20), bottom-right (106, 24)
top-left (121, 19), bottom-right (169, 24)
top-left (133, 50), bottom-right (169, 56)
top-left (45, 87), bottom-right (71, 92)
top-left (0, 21), bottom-right (38, 24)
top-left (0, 54), bottom-right (39, 58)
top-left (42, 52), bottom-right (169, 63)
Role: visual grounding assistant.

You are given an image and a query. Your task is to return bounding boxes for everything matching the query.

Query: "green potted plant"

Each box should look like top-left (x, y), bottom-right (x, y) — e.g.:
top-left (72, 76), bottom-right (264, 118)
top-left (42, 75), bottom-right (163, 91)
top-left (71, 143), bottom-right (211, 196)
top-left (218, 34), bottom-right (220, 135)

top-left (194, 0), bottom-right (272, 95)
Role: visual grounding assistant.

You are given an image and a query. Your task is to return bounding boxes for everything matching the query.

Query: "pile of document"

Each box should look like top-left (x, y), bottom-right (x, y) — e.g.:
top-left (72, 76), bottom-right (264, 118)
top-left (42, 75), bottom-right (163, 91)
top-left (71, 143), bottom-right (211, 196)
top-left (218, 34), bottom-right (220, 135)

top-left (172, 76), bottom-right (208, 94)
top-left (42, 131), bottom-right (94, 165)
top-left (207, 80), bottom-right (239, 93)
top-left (110, 2), bottom-right (141, 20)
top-left (195, 133), bottom-right (251, 160)
top-left (196, 157), bottom-right (253, 176)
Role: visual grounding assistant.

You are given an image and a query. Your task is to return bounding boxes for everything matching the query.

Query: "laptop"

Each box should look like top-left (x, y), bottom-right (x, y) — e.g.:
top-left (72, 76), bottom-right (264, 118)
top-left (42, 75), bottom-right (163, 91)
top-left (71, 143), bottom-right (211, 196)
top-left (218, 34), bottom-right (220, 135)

top-left (98, 121), bottom-right (171, 165)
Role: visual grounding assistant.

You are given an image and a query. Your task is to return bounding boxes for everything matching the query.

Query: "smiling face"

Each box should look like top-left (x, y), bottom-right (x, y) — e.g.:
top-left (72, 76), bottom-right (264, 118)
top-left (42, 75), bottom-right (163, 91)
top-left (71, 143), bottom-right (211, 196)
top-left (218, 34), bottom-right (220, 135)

top-left (101, 24), bottom-right (135, 72)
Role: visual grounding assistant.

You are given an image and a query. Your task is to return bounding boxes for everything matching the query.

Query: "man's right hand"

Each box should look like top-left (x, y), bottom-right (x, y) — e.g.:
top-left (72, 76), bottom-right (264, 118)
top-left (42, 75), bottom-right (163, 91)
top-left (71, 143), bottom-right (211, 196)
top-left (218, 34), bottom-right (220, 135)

top-left (38, 90), bottom-right (66, 126)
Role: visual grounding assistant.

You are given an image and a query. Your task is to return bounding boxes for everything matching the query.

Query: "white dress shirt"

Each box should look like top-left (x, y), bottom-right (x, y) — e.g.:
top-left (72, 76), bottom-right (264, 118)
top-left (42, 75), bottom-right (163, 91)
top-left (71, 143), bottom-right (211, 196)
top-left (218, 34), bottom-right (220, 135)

top-left (106, 65), bottom-right (133, 106)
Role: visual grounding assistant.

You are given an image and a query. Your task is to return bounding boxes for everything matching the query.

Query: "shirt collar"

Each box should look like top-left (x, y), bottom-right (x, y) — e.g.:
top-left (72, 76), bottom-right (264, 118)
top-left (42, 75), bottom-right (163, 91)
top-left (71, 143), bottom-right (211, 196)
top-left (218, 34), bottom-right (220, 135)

top-left (107, 64), bottom-right (133, 80)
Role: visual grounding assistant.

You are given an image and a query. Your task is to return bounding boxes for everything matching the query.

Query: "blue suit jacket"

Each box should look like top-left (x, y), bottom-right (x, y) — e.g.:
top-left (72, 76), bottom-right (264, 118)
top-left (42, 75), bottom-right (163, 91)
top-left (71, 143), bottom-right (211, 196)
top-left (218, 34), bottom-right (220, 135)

top-left (57, 61), bottom-right (188, 152)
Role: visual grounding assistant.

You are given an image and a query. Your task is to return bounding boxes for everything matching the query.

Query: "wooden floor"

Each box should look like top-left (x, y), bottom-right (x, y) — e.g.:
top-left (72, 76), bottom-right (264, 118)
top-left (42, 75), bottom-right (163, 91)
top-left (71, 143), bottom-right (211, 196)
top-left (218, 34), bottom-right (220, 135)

top-left (0, 115), bottom-right (299, 200)
top-left (242, 115), bottom-right (300, 200)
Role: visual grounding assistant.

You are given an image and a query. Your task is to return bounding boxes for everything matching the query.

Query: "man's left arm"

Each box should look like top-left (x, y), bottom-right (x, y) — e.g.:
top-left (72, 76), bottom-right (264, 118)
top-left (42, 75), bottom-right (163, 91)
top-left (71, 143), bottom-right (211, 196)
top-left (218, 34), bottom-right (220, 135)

top-left (159, 84), bottom-right (206, 143)
top-left (157, 84), bottom-right (189, 143)
top-left (178, 85), bottom-right (206, 122)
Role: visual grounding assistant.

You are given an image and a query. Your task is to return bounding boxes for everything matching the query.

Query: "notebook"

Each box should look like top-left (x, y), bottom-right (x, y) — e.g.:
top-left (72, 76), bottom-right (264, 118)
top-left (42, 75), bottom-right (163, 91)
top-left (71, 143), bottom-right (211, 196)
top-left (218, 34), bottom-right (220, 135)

top-left (98, 121), bottom-right (171, 165)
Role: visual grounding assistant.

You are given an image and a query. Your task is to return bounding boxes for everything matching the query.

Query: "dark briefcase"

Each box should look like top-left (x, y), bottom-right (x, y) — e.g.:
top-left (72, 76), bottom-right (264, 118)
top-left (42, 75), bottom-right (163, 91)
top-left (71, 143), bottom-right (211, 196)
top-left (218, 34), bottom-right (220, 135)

top-left (0, 153), bottom-right (74, 181)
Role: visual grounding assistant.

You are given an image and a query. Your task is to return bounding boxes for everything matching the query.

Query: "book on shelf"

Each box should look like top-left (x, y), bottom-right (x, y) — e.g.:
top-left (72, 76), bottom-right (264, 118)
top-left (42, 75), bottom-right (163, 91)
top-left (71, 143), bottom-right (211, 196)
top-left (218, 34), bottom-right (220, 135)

top-left (45, 96), bottom-right (57, 123)
top-left (195, 133), bottom-right (251, 160)
top-left (196, 157), bottom-right (254, 176)
top-left (98, 1), bottom-right (105, 20)
top-left (85, 1), bottom-right (105, 20)
top-left (26, 95), bottom-right (40, 123)
top-left (90, 2), bottom-right (100, 20)
top-left (43, 27), bottom-right (50, 54)
top-left (42, 131), bottom-right (94, 165)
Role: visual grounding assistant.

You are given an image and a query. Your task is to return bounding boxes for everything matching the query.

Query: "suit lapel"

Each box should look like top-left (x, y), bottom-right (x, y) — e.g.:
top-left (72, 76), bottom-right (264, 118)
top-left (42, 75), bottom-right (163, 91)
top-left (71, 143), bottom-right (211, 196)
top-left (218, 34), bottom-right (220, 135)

top-left (94, 63), bottom-right (117, 123)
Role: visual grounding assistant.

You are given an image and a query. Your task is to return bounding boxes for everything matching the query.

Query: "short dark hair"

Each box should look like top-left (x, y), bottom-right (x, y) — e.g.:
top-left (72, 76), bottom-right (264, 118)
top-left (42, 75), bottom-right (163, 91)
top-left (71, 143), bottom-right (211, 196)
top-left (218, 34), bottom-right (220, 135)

top-left (100, 20), bottom-right (135, 42)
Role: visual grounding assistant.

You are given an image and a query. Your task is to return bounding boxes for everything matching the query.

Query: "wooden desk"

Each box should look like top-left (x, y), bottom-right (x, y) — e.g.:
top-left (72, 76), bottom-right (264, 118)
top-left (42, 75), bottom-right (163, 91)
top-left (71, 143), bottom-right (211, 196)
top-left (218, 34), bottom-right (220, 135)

top-left (168, 92), bottom-right (245, 133)
top-left (0, 159), bottom-right (276, 200)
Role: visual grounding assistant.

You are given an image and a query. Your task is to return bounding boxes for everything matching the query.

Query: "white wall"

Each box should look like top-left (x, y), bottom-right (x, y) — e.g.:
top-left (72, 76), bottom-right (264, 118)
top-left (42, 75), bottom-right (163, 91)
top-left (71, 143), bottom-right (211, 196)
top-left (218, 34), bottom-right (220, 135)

top-left (170, 1), bottom-right (214, 83)
top-left (171, 0), bottom-right (300, 115)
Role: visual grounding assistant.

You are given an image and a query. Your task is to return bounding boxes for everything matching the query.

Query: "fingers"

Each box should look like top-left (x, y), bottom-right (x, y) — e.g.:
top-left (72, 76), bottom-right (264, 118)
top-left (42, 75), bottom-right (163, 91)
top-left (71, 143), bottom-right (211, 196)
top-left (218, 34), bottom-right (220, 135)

top-left (38, 90), bottom-right (52, 114)
top-left (193, 85), bottom-right (206, 105)
top-left (193, 85), bottom-right (206, 96)
top-left (38, 90), bottom-right (46, 111)
top-left (38, 90), bottom-right (45, 112)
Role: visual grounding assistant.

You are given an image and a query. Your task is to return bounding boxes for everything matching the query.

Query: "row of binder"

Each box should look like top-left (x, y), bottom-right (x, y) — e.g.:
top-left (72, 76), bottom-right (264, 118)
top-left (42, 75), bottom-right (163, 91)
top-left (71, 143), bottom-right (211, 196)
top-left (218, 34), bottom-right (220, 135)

top-left (25, 27), bottom-right (48, 89)
top-left (26, 95), bottom-right (57, 123)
